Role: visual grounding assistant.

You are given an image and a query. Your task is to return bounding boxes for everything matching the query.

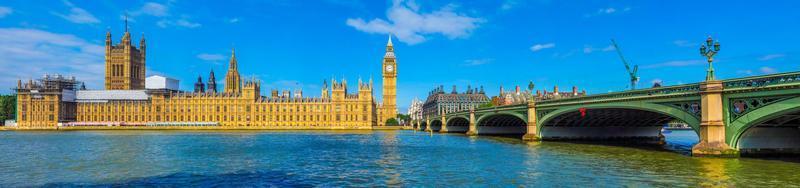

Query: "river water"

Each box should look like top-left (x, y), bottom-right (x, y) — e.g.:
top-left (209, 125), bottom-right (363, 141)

top-left (0, 130), bottom-right (798, 187)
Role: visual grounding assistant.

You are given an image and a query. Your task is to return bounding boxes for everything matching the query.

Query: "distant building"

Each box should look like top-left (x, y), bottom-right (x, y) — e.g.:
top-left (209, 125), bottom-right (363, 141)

top-left (145, 75), bottom-right (180, 91)
top-left (422, 85), bottom-right (490, 118)
top-left (104, 20), bottom-right (146, 90)
top-left (407, 97), bottom-right (423, 123)
top-left (194, 75), bottom-right (205, 93)
top-left (14, 26), bottom-right (399, 128)
top-left (14, 74), bottom-right (81, 126)
top-left (491, 82), bottom-right (587, 106)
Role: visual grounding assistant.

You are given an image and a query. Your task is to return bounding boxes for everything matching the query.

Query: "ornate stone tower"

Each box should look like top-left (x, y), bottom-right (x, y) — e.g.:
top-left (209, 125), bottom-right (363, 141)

top-left (382, 35), bottom-right (398, 122)
top-left (194, 75), bottom-right (205, 93)
top-left (224, 48), bottom-right (241, 94)
top-left (105, 18), bottom-right (146, 90)
top-left (207, 70), bottom-right (217, 93)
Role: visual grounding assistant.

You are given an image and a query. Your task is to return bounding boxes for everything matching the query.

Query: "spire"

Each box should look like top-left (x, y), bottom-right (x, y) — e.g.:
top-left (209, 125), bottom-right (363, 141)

top-left (207, 70), bottom-right (217, 93)
top-left (124, 14), bottom-right (129, 33)
top-left (229, 48), bottom-right (238, 70)
top-left (387, 34), bottom-right (393, 46)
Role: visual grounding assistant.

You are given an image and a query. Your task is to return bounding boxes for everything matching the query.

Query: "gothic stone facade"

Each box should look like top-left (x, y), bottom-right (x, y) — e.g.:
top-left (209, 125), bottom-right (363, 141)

top-left (14, 27), bottom-right (397, 129)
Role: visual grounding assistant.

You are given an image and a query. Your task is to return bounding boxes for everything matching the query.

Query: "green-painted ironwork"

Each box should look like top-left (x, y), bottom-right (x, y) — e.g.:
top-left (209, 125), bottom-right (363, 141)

top-left (430, 71), bottom-right (800, 151)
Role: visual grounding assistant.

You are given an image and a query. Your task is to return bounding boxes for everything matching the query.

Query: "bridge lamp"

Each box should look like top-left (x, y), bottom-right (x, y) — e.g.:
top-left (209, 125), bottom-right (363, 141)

top-left (700, 36), bottom-right (721, 81)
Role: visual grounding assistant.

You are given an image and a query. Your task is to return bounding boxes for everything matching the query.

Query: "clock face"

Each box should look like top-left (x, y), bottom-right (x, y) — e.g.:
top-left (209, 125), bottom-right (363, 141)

top-left (386, 65), bottom-right (394, 72)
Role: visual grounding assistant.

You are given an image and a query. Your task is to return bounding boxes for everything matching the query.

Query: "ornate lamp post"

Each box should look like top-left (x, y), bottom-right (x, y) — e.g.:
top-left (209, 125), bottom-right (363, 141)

top-left (700, 36), bottom-right (721, 81)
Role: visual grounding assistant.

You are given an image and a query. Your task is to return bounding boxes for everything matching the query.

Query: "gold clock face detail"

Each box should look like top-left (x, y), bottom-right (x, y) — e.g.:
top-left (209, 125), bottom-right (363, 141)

top-left (386, 65), bottom-right (394, 72)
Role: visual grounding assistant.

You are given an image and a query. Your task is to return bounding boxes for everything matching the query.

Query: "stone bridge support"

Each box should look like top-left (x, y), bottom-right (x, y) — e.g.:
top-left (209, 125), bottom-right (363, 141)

top-left (522, 101), bottom-right (539, 141)
top-left (693, 80), bottom-right (738, 157)
top-left (440, 113), bottom-right (449, 133)
top-left (425, 117), bottom-right (432, 132)
top-left (466, 109), bottom-right (477, 136)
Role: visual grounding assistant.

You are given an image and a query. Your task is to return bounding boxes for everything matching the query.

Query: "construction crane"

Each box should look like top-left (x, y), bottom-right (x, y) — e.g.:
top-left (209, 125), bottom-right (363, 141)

top-left (611, 39), bottom-right (639, 90)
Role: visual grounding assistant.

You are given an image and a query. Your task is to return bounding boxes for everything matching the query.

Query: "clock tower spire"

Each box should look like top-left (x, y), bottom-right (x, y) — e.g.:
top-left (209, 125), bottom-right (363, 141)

top-left (381, 35), bottom-right (398, 125)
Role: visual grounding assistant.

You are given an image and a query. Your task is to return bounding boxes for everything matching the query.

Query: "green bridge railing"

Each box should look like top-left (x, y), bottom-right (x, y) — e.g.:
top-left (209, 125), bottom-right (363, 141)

top-left (722, 71), bottom-right (800, 89)
top-left (441, 71), bottom-right (800, 116)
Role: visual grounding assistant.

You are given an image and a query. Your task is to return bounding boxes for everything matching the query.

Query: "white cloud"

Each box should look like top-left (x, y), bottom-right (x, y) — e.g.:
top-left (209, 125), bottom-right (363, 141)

top-left (583, 44), bottom-right (615, 54)
top-left (758, 54), bottom-right (785, 61)
top-left (229, 18), bottom-right (240, 23)
top-left (128, 2), bottom-right (201, 29)
top-left (600, 8), bottom-right (616, 14)
top-left (673, 40), bottom-right (695, 47)
top-left (642, 59), bottom-right (705, 69)
top-left (760, 67), bottom-right (777, 74)
top-left (197, 53), bottom-right (225, 61)
top-left (585, 6), bottom-right (631, 17)
top-left (131, 2), bottom-right (170, 17)
top-left (737, 70), bottom-right (753, 75)
top-left (0, 28), bottom-right (104, 92)
top-left (0, 6), bottom-right (12, 18)
top-left (501, 0), bottom-right (518, 10)
top-left (53, 0), bottom-right (100, 24)
top-left (530, 43), bottom-right (555, 52)
top-left (157, 18), bottom-right (201, 28)
top-left (346, 0), bottom-right (484, 45)
top-left (583, 45), bottom-right (593, 54)
top-left (463, 58), bottom-right (493, 66)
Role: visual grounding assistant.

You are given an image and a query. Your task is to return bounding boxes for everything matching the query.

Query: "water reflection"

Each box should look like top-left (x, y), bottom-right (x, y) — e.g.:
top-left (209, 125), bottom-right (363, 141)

top-left (1, 130), bottom-right (799, 187)
top-left (377, 131), bottom-right (402, 186)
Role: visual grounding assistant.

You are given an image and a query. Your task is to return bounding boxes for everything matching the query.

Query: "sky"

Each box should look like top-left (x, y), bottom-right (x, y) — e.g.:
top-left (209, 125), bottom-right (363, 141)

top-left (0, 0), bottom-right (798, 112)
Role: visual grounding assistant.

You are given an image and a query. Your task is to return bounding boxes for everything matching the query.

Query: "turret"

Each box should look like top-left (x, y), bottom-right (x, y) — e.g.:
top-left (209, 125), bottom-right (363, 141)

top-left (572, 86), bottom-right (578, 95)
top-left (207, 70), bottom-right (217, 93)
top-left (140, 33), bottom-right (146, 56)
top-left (105, 30), bottom-right (112, 49)
top-left (194, 75), bottom-right (205, 93)
top-left (451, 85), bottom-right (457, 94)
top-left (553, 85), bottom-right (560, 95)
top-left (321, 80), bottom-right (329, 99)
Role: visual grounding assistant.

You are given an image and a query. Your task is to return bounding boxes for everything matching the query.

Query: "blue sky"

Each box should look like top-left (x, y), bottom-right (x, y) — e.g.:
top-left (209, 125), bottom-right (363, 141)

top-left (0, 0), bottom-right (797, 112)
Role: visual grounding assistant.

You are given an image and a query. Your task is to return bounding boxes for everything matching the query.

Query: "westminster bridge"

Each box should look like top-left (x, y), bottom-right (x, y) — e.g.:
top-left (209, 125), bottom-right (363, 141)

top-left (414, 71), bottom-right (800, 157)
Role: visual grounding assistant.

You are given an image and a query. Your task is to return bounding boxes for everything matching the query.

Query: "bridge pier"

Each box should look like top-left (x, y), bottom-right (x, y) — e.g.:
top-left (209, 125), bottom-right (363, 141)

top-left (439, 114), bottom-right (449, 133)
top-left (522, 101), bottom-right (540, 141)
top-left (692, 81), bottom-right (738, 157)
top-left (466, 109), bottom-right (477, 136)
top-left (424, 117), bottom-right (432, 132)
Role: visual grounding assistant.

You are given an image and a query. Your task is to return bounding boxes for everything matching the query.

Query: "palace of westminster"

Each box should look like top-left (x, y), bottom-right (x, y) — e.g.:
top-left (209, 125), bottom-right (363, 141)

top-left (13, 25), bottom-right (398, 128)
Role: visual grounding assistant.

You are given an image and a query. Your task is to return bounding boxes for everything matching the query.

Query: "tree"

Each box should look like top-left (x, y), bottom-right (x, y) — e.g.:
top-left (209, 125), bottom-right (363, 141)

top-left (0, 95), bottom-right (16, 125)
top-left (385, 118), bottom-right (399, 126)
top-left (396, 114), bottom-right (410, 125)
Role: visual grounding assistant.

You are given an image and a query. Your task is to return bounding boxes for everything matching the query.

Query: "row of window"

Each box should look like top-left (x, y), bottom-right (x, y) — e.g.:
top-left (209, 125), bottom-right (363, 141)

top-left (78, 113), bottom-right (371, 123)
top-left (79, 104), bottom-right (371, 113)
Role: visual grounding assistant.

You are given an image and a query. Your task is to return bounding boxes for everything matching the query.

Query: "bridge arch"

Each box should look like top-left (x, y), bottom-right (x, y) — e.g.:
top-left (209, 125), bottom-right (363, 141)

top-left (537, 102), bottom-right (701, 141)
top-left (729, 96), bottom-right (800, 155)
top-left (445, 116), bottom-right (470, 133)
top-left (429, 119), bottom-right (443, 132)
top-left (474, 112), bottom-right (528, 135)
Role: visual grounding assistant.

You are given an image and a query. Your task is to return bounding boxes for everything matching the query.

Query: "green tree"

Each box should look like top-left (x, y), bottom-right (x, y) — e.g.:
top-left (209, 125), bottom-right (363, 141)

top-left (0, 95), bottom-right (16, 125)
top-left (396, 114), bottom-right (410, 124)
top-left (385, 118), bottom-right (399, 126)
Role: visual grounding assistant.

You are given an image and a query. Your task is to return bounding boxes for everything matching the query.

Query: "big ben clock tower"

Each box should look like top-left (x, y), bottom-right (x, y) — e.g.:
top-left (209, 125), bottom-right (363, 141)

top-left (382, 35), bottom-right (398, 123)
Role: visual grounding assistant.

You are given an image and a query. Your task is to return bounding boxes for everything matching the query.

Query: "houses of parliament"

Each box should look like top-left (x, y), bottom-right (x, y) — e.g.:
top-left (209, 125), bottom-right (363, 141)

top-left (13, 25), bottom-right (398, 129)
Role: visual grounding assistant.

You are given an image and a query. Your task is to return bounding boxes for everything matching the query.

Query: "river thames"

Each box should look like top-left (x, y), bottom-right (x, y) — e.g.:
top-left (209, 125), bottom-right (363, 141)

top-left (0, 130), bottom-right (798, 187)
